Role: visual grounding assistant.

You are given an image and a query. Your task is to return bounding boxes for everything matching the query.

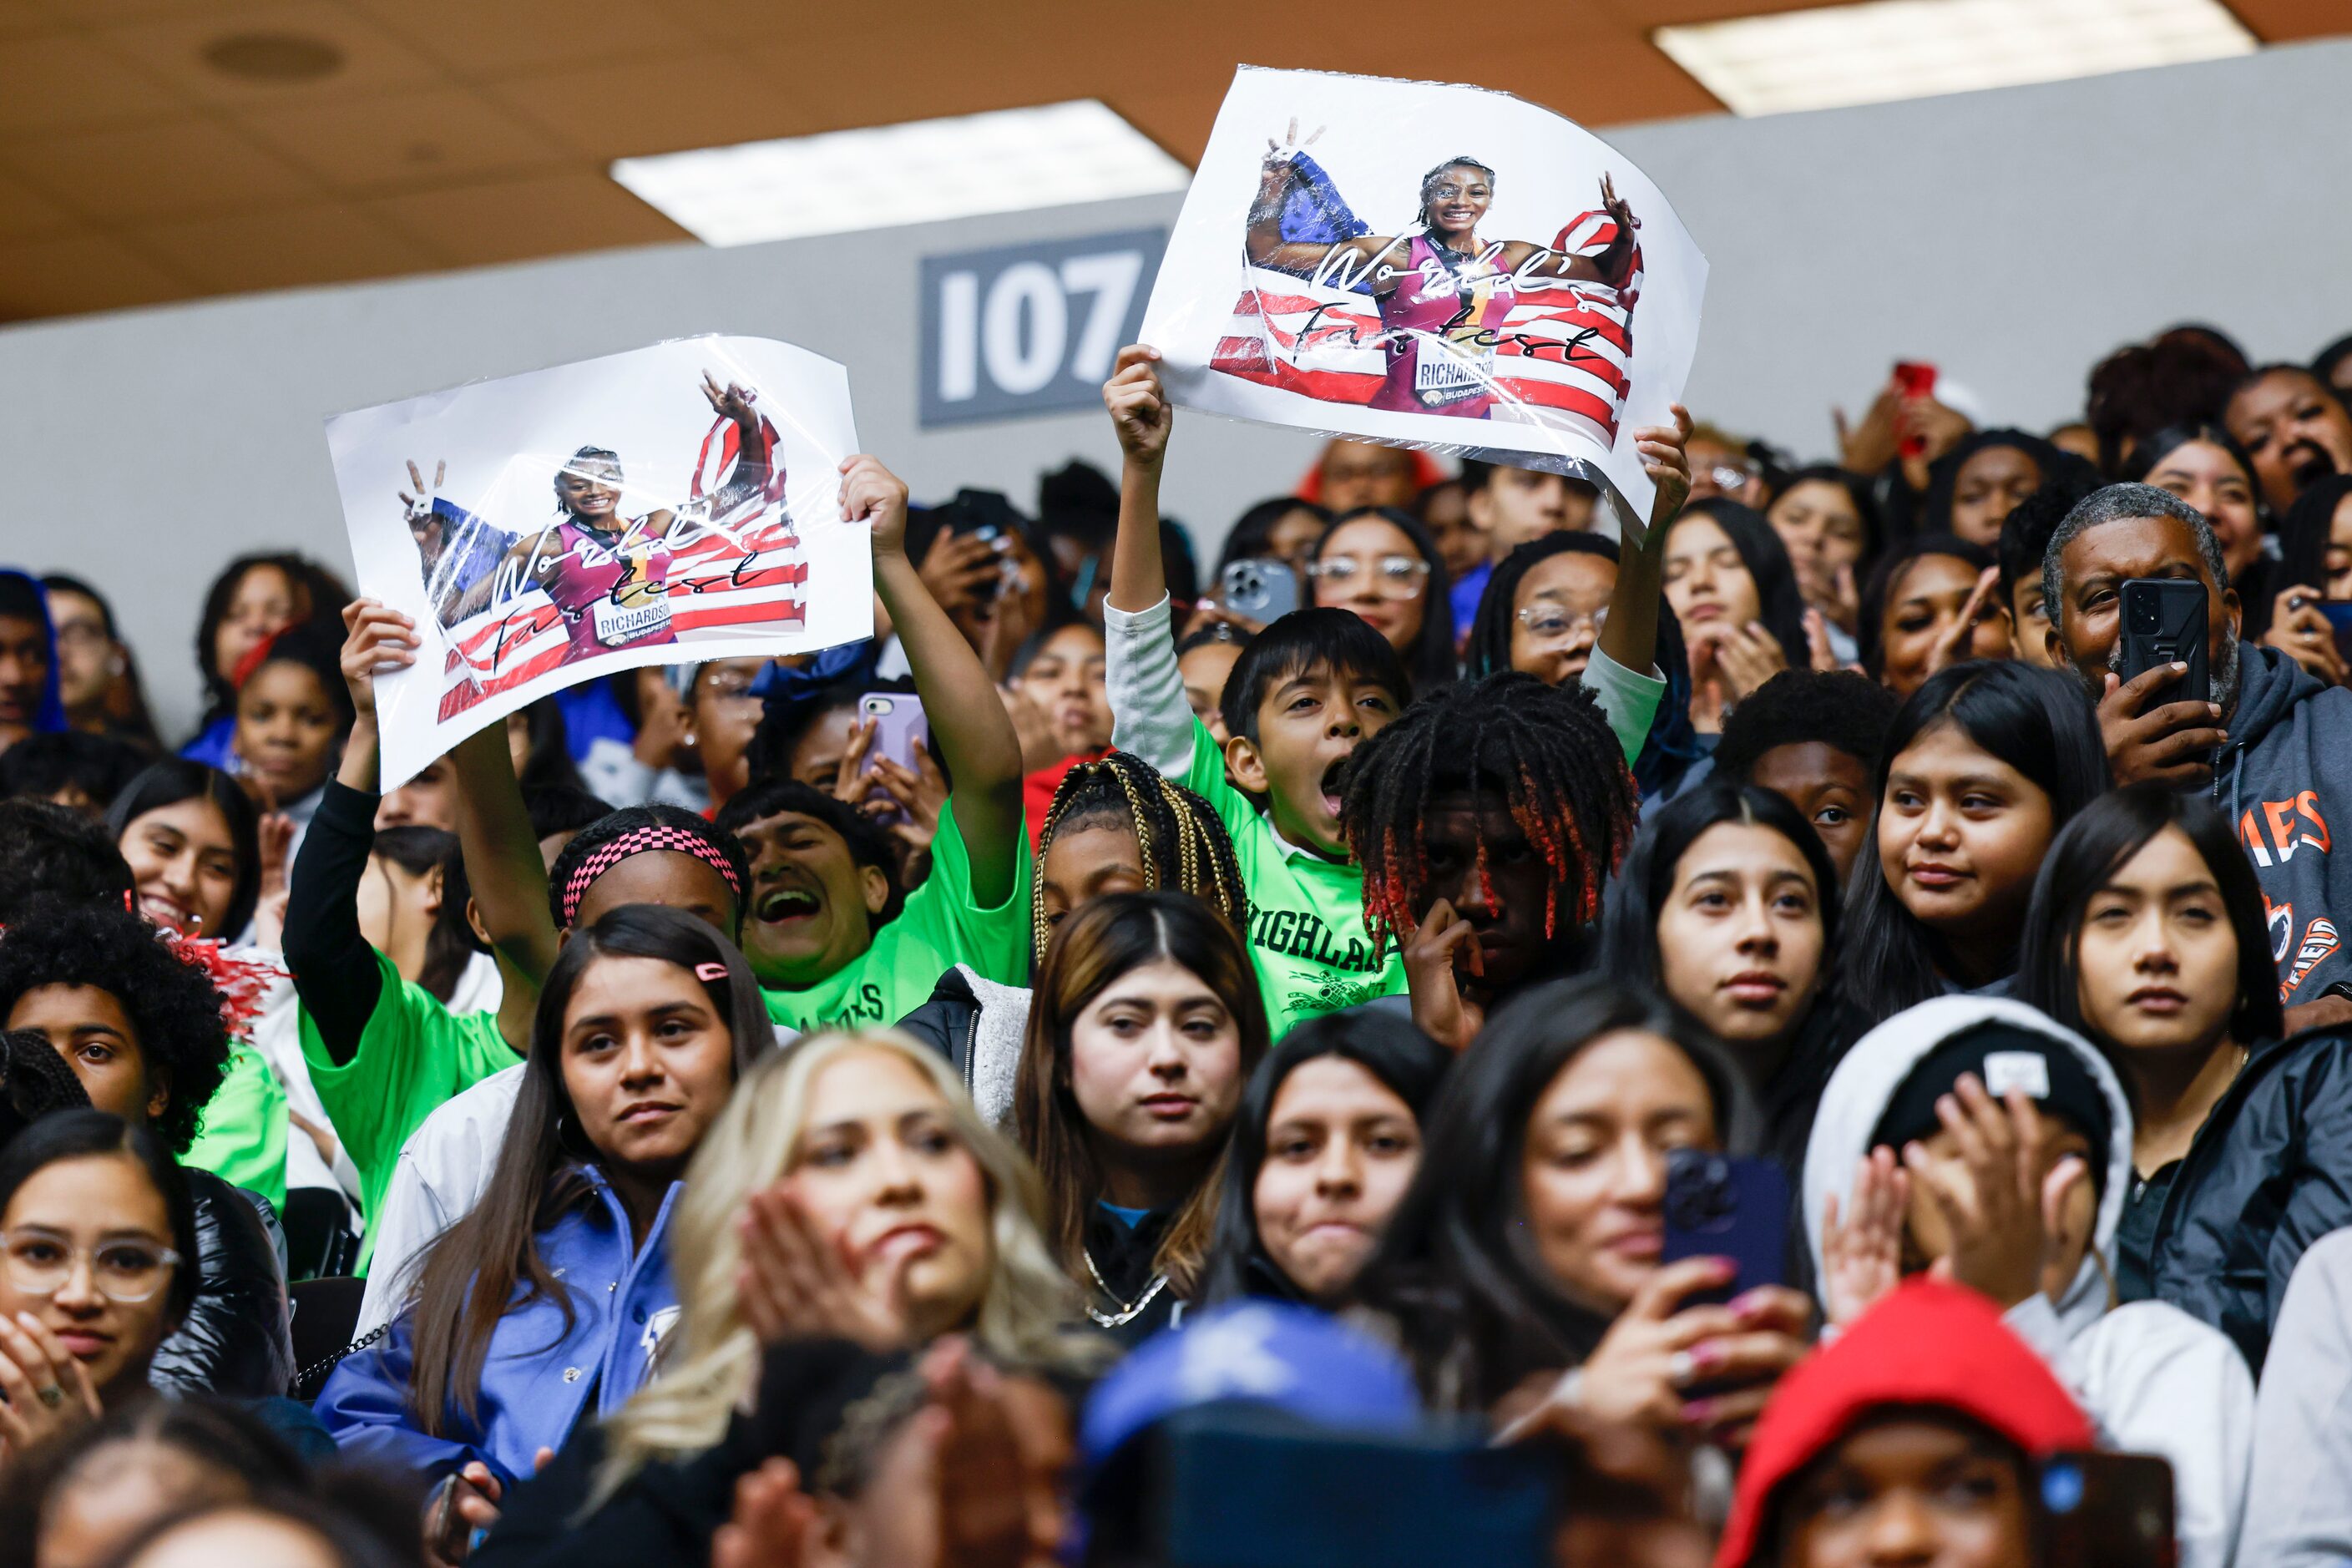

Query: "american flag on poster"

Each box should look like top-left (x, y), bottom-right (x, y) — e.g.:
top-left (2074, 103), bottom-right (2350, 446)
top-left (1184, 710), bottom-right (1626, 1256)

top-left (1141, 68), bottom-right (1707, 536)
top-left (1212, 206), bottom-right (1643, 450)
top-left (327, 335), bottom-right (872, 789)
top-left (434, 414), bottom-right (810, 723)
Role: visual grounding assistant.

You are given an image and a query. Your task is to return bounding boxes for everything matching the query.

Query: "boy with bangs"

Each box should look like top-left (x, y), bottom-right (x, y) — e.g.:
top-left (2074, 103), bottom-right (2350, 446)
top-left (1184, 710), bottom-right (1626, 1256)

top-left (1099, 345), bottom-right (1692, 1028)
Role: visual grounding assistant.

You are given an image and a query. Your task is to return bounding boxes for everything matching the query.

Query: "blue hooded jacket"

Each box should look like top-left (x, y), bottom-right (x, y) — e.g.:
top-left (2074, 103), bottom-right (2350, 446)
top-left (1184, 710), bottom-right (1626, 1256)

top-left (0, 569), bottom-right (68, 736)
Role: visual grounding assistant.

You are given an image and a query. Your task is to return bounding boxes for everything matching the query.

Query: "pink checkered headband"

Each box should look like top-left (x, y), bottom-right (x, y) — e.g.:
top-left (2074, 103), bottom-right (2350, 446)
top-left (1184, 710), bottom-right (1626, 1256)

top-left (558, 825), bottom-right (746, 928)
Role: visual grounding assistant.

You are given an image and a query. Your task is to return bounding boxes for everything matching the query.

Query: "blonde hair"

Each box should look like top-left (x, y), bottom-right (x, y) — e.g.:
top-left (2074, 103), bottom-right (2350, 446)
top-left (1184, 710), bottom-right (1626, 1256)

top-left (591, 1029), bottom-right (1095, 1504)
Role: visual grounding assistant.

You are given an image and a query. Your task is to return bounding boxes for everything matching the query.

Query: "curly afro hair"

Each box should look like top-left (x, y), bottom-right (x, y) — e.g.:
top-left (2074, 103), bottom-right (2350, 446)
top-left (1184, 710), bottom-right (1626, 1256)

top-left (0, 900), bottom-right (231, 1155)
top-left (1712, 669), bottom-right (1903, 784)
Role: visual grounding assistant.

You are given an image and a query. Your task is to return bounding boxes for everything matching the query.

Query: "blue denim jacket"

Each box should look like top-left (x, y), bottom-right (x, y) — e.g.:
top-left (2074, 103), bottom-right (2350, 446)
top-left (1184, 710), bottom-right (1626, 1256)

top-left (314, 1167), bottom-right (680, 1489)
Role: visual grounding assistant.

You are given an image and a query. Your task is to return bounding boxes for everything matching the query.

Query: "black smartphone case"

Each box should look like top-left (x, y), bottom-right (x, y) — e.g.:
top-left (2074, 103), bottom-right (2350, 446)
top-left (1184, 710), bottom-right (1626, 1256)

top-left (2118, 579), bottom-right (2211, 708)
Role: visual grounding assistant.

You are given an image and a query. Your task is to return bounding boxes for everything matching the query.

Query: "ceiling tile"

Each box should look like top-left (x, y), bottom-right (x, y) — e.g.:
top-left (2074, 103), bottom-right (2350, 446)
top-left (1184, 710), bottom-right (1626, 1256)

top-left (93, 0), bottom-right (443, 108)
top-left (362, 168), bottom-right (688, 266)
top-left (346, 0), bottom-right (695, 73)
top-left (237, 84), bottom-right (574, 190)
top-left (0, 167), bottom-right (74, 240)
top-left (134, 197), bottom-right (443, 289)
top-left (0, 33), bottom-right (185, 138)
top-left (1, 115), bottom-right (318, 220)
top-left (483, 53), bottom-right (803, 160)
top-left (0, 230), bottom-right (190, 319)
top-left (0, 0), bottom-right (63, 40)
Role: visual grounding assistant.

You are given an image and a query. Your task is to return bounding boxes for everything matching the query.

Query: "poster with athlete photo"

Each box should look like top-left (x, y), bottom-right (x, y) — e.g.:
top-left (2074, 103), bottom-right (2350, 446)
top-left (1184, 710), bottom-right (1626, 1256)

top-left (326, 336), bottom-right (869, 787)
top-left (1141, 66), bottom-right (1707, 539)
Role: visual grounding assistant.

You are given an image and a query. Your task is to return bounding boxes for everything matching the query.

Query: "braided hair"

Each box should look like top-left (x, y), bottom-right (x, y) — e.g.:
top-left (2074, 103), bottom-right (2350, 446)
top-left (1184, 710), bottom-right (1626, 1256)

top-left (1342, 670), bottom-right (1637, 964)
top-left (1031, 752), bottom-right (1247, 961)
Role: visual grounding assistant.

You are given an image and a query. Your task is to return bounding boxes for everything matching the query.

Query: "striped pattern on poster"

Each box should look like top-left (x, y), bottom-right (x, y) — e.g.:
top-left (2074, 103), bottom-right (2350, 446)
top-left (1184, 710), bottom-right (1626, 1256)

top-left (1211, 210), bottom-right (1642, 448)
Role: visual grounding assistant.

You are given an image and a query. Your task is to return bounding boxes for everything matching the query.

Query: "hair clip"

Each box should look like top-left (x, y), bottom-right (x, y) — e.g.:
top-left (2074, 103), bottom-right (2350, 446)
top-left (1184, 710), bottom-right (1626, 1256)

top-left (694, 961), bottom-right (728, 982)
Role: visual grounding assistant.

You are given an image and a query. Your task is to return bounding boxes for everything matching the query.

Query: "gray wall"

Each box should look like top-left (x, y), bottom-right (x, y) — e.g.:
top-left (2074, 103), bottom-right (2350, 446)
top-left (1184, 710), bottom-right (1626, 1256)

top-left (8, 37), bottom-right (2350, 737)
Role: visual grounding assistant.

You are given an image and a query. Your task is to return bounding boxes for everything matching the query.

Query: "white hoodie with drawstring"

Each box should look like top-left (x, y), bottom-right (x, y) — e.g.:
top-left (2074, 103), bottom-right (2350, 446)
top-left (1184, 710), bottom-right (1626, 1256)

top-left (1803, 994), bottom-right (2254, 1568)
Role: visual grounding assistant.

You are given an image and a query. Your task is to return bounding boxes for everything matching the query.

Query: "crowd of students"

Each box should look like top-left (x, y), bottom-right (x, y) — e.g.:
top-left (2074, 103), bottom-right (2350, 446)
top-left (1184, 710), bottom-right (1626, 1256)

top-left (2, 316), bottom-right (2352, 1566)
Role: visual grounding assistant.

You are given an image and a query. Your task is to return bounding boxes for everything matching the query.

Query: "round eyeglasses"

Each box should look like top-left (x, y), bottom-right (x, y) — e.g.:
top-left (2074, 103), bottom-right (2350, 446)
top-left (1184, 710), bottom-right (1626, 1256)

top-left (1, 1229), bottom-right (180, 1303)
top-left (1515, 604), bottom-right (1608, 643)
top-left (1306, 553), bottom-right (1431, 599)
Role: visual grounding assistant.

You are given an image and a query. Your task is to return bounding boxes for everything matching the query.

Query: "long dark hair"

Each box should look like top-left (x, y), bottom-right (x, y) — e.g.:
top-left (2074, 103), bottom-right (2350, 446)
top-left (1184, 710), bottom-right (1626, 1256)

top-left (1600, 777), bottom-right (1842, 1025)
top-left (1838, 661), bottom-right (2112, 1025)
top-left (1856, 533), bottom-right (1997, 678)
top-left (1464, 532), bottom-right (1702, 801)
top-left (1667, 498), bottom-right (1811, 671)
top-left (0, 1110), bottom-right (197, 1328)
top-left (1198, 1011), bottom-right (1453, 1307)
top-left (370, 827), bottom-right (475, 1005)
top-left (1354, 976), bottom-right (1754, 1409)
top-left (1013, 892), bottom-right (1269, 1298)
top-left (1920, 428), bottom-right (2061, 537)
top-left (2015, 785), bottom-right (2283, 1053)
top-left (192, 554), bottom-right (348, 726)
top-left (107, 759), bottom-right (261, 940)
top-left (1766, 463), bottom-right (1884, 564)
top-left (1216, 497), bottom-right (1331, 575)
top-left (401, 906), bottom-right (771, 1435)
top-left (1309, 506), bottom-right (1457, 695)
top-left (2278, 474), bottom-right (2352, 603)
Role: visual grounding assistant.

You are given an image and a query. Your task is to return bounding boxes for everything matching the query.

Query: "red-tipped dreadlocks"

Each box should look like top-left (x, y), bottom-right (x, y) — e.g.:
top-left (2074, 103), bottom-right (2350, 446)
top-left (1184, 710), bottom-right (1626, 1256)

top-left (1344, 670), bottom-right (1638, 964)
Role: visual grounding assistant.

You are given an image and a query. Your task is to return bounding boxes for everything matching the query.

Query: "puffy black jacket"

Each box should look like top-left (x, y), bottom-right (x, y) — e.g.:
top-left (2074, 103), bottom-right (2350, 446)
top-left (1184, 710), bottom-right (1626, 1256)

top-left (2133, 1027), bottom-right (2352, 1372)
top-left (150, 1170), bottom-right (295, 1398)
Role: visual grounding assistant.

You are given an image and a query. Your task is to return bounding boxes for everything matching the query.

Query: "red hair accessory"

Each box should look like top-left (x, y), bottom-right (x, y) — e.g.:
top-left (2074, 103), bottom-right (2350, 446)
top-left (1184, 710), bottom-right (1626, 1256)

top-left (694, 961), bottom-right (727, 982)
top-left (227, 626), bottom-right (287, 693)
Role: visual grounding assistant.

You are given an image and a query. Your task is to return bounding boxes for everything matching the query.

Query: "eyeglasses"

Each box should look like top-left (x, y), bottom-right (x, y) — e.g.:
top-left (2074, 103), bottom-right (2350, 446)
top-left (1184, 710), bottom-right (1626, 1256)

top-left (1306, 554), bottom-right (1430, 599)
top-left (0, 1229), bottom-right (180, 1303)
top-left (697, 666), bottom-right (771, 706)
top-left (52, 623), bottom-right (109, 653)
top-left (1704, 464), bottom-right (1752, 492)
top-left (1515, 604), bottom-right (1608, 642)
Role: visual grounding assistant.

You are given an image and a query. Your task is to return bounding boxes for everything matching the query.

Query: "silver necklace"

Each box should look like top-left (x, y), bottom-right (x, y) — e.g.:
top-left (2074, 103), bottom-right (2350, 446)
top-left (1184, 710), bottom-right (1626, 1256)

top-left (1081, 1248), bottom-right (1169, 1328)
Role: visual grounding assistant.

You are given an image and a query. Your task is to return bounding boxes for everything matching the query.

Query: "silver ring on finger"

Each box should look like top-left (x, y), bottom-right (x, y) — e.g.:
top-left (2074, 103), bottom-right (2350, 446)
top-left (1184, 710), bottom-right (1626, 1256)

top-left (1667, 1350), bottom-right (1698, 1389)
top-left (35, 1384), bottom-right (63, 1409)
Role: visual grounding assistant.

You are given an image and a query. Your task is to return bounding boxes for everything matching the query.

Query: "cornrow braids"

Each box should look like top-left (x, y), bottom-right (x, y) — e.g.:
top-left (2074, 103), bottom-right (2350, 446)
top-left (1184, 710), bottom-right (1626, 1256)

top-left (1030, 751), bottom-right (1248, 961)
top-left (1342, 670), bottom-right (1637, 965)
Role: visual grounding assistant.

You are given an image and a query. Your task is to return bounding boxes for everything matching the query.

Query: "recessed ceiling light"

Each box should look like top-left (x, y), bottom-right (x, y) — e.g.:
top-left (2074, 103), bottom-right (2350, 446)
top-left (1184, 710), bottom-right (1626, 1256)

top-left (610, 99), bottom-right (1191, 247)
top-left (202, 32), bottom-right (345, 83)
top-left (1655, 0), bottom-right (2256, 118)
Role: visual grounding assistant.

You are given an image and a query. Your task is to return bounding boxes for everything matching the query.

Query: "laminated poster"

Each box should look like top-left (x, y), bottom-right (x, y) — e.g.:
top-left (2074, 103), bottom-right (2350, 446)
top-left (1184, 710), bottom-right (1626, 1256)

top-left (327, 336), bottom-right (870, 786)
top-left (1142, 66), bottom-right (1707, 540)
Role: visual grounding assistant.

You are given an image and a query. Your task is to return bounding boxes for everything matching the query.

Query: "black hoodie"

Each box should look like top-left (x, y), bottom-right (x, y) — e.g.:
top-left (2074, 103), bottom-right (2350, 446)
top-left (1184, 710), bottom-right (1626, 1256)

top-left (2210, 642), bottom-right (2352, 1004)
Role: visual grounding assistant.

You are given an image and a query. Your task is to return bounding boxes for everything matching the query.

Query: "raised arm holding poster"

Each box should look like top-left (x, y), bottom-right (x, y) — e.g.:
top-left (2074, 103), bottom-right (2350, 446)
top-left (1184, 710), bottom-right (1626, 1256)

top-left (1141, 66), bottom-right (1707, 539)
top-left (326, 336), bottom-right (871, 787)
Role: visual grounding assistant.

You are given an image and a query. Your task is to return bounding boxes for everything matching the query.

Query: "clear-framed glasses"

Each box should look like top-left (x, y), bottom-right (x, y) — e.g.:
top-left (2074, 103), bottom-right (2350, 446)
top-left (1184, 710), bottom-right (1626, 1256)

top-left (1706, 464), bottom-right (1753, 493)
top-left (696, 665), bottom-right (771, 706)
top-left (0, 1228), bottom-right (180, 1303)
top-left (1515, 604), bottom-right (1608, 643)
top-left (51, 622), bottom-right (109, 654)
top-left (1306, 553), bottom-right (1431, 599)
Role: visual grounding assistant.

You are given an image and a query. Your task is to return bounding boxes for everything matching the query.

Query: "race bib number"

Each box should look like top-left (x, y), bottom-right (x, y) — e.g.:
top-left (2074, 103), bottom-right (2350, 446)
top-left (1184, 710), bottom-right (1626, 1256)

top-left (1414, 341), bottom-right (1491, 406)
top-left (593, 595), bottom-right (672, 647)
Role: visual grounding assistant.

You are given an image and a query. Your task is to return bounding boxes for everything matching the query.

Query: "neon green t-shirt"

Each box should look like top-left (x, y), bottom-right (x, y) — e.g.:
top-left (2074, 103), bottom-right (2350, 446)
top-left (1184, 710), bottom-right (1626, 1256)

top-left (181, 1044), bottom-right (288, 1211)
top-left (297, 948), bottom-right (517, 1270)
top-left (1168, 716), bottom-right (1405, 1029)
top-left (762, 799), bottom-right (1030, 1035)
top-left (1104, 594), bottom-right (1663, 1035)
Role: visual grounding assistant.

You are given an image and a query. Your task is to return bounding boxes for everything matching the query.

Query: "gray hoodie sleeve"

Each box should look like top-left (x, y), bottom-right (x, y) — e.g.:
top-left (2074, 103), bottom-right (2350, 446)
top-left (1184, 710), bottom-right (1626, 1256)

top-left (1105, 594), bottom-right (1194, 777)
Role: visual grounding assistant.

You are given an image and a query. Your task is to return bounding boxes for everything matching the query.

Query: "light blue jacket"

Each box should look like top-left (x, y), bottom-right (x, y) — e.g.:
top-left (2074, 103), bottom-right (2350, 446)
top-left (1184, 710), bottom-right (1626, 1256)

top-left (314, 1166), bottom-right (680, 1489)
